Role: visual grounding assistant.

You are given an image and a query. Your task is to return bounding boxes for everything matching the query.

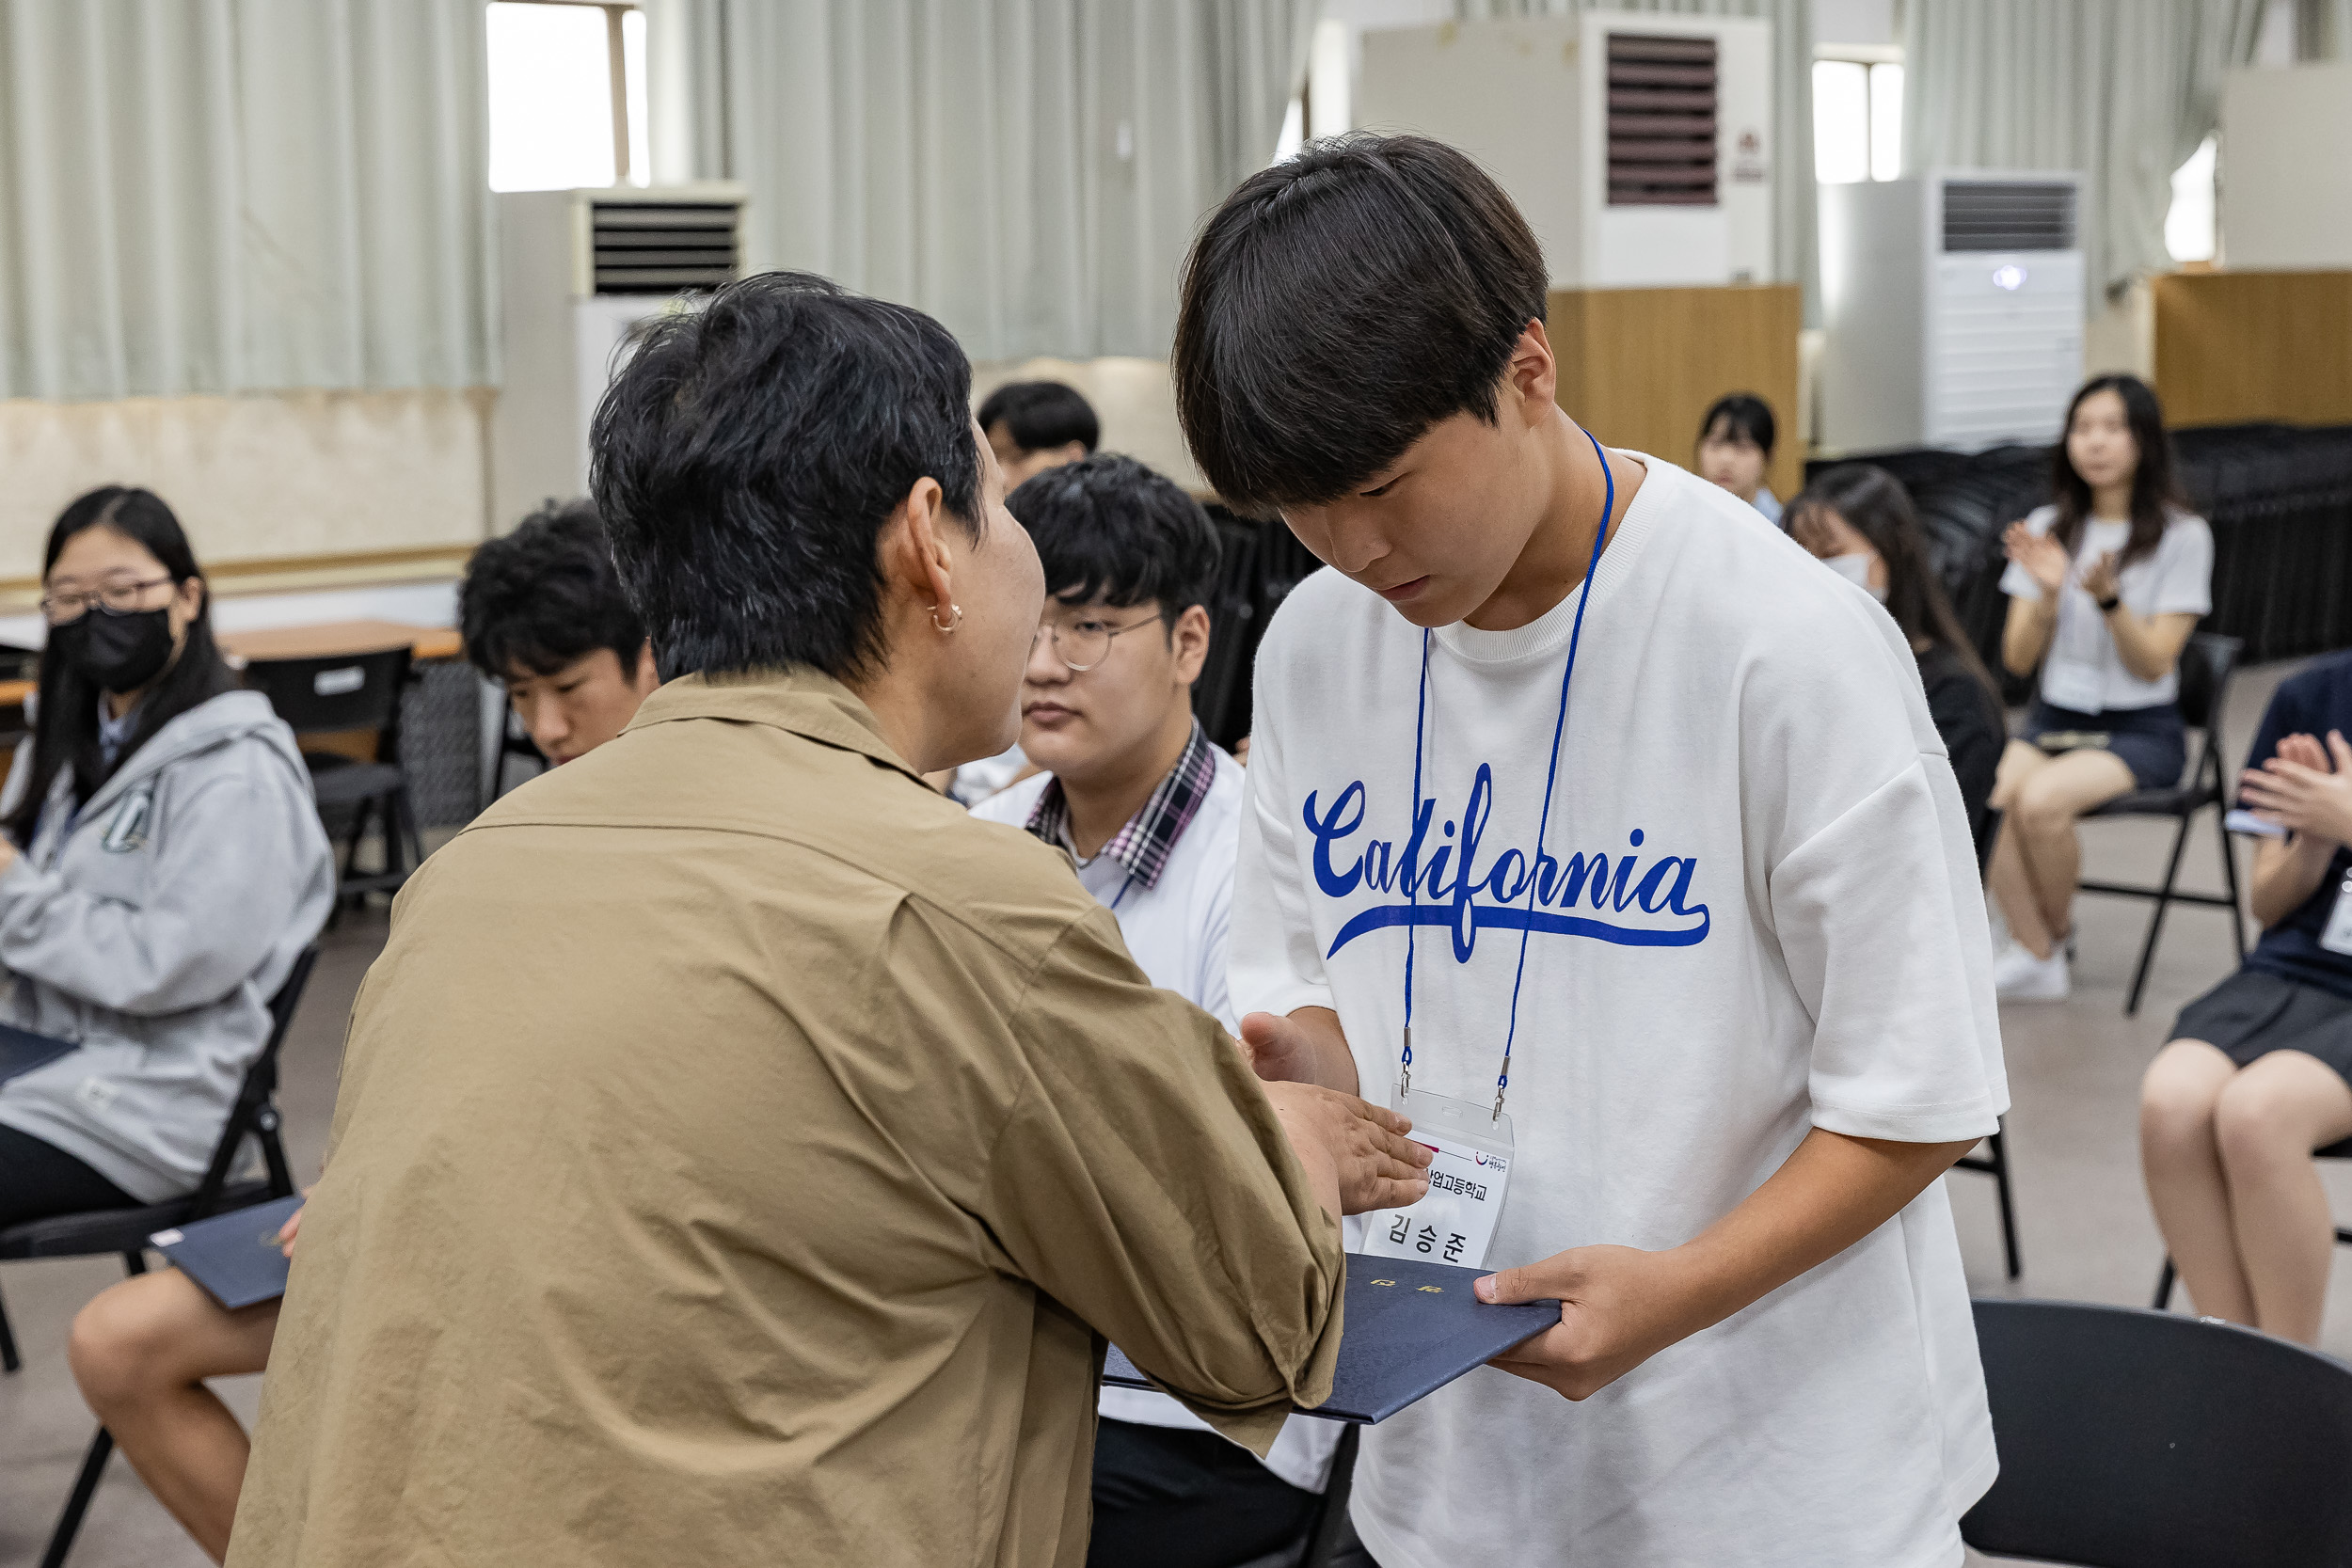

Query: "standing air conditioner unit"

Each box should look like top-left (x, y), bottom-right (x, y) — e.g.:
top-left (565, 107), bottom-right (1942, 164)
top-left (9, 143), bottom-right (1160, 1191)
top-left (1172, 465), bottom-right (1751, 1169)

top-left (491, 183), bottom-right (747, 532)
top-left (1358, 10), bottom-right (1774, 289)
top-left (1819, 172), bottom-right (2084, 454)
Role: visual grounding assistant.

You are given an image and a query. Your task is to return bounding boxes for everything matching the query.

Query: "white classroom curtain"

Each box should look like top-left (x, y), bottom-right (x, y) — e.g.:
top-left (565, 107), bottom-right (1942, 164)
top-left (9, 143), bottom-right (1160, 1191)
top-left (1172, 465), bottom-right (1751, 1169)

top-left (657, 0), bottom-right (1315, 361)
top-left (0, 0), bottom-right (496, 401)
top-left (2297, 0), bottom-right (2352, 55)
top-left (1451, 0), bottom-right (1819, 321)
top-left (1901, 0), bottom-right (2269, 306)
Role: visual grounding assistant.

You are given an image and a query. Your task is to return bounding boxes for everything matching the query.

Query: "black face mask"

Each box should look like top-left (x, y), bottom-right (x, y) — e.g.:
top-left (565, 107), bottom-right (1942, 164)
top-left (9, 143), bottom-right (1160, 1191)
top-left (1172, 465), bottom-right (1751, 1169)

top-left (52, 608), bottom-right (176, 694)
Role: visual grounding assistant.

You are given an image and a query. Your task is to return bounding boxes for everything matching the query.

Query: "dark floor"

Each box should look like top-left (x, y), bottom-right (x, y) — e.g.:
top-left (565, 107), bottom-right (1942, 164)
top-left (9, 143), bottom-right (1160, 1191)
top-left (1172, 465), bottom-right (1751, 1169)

top-left (3, 665), bottom-right (2342, 1565)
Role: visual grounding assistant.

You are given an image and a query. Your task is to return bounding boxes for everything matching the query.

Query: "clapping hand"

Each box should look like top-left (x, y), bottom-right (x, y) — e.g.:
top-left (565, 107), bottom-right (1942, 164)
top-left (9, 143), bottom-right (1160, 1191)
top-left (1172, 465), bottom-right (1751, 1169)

top-left (2079, 549), bottom-right (2122, 606)
top-left (2239, 731), bottom-right (2352, 847)
top-left (2002, 521), bottom-right (2071, 597)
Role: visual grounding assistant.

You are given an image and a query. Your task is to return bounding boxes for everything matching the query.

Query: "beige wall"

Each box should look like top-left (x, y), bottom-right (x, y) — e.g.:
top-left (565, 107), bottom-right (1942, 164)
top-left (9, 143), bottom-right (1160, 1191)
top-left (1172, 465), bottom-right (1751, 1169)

top-left (971, 356), bottom-right (1199, 493)
top-left (2222, 63), bottom-right (2352, 270)
top-left (0, 389), bottom-right (492, 592)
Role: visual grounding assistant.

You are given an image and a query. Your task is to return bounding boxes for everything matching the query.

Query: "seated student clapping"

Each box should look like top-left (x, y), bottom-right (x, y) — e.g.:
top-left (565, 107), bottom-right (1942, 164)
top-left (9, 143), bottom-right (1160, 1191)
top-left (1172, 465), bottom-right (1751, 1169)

top-left (2142, 651), bottom-right (2352, 1346)
top-left (969, 454), bottom-right (1342, 1568)
top-left (0, 487), bottom-right (331, 1227)
top-left (65, 499), bottom-right (654, 1565)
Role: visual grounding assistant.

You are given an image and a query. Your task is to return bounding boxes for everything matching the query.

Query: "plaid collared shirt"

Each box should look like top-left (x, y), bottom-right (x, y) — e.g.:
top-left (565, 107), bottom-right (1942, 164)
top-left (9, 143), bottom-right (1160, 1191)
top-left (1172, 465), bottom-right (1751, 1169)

top-left (1024, 720), bottom-right (1218, 895)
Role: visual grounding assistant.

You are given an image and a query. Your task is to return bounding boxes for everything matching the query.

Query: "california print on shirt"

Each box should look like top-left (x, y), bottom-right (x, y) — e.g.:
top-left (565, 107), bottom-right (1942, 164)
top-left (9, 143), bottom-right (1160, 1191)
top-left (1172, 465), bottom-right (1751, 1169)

top-left (1304, 760), bottom-right (1709, 964)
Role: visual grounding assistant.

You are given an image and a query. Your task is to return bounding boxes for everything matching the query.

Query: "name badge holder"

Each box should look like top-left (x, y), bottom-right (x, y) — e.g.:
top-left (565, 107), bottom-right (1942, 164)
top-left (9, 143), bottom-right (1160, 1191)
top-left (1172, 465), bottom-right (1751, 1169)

top-left (2322, 869), bottom-right (2352, 957)
top-left (1363, 430), bottom-right (1613, 1272)
top-left (1364, 1088), bottom-right (1514, 1269)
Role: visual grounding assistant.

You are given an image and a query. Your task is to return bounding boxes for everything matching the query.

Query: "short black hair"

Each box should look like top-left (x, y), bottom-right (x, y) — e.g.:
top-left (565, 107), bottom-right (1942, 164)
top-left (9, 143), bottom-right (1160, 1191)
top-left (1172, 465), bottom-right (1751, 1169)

top-left (590, 271), bottom-right (981, 683)
top-left (1173, 134), bottom-right (1549, 511)
top-left (460, 499), bottom-right (647, 682)
top-left (1008, 455), bottom-right (1221, 629)
top-left (977, 381), bottom-right (1099, 455)
top-left (1698, 393), bottom-right (1776, 458)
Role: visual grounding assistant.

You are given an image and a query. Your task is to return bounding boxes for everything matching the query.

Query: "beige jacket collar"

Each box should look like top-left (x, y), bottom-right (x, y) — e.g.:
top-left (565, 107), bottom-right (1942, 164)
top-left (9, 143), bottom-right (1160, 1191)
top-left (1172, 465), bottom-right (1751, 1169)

top-left (622, 668), bottom-right (926, 787)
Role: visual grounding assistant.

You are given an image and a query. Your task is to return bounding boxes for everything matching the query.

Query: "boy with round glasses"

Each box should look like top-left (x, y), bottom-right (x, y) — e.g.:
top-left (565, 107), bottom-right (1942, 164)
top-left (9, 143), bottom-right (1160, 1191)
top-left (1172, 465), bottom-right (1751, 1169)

top-left (971, 453), bottom-right (1343, 1567)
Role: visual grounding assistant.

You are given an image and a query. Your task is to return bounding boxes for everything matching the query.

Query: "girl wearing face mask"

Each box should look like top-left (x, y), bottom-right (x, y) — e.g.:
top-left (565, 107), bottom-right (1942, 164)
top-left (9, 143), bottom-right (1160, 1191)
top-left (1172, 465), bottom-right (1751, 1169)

top-left (1785, 465), bottom-right (2006, 855)
top-left (0, 487), bottom-right (332, 1227)
top-left (1989, 374), bottom-right (2212, 1002)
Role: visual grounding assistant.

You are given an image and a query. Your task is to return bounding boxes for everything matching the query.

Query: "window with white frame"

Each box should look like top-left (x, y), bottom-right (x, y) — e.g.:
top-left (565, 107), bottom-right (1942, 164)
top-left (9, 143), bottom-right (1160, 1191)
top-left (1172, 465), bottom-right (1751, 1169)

top-left (486, 0), bottom-right (650, 193)
top-left (1813, 49), bottom-right (1901, 185)
top-left (2167, 135), bottom-right (2217, 264)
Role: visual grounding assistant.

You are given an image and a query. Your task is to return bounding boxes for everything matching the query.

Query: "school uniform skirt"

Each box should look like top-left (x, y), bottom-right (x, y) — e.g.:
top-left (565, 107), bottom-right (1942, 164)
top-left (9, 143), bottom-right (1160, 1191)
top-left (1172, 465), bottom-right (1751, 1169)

top-left (2023, 699), bottom-right (2187, 792)
top-left (2172, 969), bottom-right (2352, 1089)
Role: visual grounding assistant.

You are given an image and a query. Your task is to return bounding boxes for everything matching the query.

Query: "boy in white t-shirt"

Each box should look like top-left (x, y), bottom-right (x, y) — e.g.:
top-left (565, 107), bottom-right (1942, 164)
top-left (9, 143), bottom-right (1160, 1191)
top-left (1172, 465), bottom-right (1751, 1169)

top-left (1171, 135), bottom-right (2009, 1567)
top-left (968, 454), bottom-right (1346, 1567)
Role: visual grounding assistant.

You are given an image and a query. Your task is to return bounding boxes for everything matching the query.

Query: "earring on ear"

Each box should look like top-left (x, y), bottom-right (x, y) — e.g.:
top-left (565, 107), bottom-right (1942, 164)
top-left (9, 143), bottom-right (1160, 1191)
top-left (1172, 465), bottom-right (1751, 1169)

top-left (929, 603), bottom-right (963, 634)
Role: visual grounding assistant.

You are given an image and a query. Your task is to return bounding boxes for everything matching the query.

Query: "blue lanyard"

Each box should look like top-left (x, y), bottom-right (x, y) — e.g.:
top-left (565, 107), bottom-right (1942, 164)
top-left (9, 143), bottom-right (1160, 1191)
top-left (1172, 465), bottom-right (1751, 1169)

top-left (1402, 429), bottom-right (1615, 1118)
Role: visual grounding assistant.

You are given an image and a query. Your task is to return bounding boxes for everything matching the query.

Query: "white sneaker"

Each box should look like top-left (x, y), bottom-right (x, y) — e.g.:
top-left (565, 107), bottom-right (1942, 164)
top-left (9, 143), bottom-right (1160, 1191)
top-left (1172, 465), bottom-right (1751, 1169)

top-left (1994, 942), bottom-right (2070, 1001)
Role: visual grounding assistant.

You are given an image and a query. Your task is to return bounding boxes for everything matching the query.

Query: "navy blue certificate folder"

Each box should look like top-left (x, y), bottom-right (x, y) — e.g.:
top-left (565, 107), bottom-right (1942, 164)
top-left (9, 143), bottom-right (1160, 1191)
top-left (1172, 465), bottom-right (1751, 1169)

top-left (1101, 1254), bottom-right (1558, 1424)
top-left (0, 1022), bottom-right (75, 1085)
top-left (150, 1196), bottom-right (305, 1310)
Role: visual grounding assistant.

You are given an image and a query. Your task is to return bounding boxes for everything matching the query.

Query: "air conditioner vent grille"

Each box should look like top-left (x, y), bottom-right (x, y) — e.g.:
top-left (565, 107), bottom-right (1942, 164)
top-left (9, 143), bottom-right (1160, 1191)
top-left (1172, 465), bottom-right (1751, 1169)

top-left (590, 200), bottom-right (740, 293)
top-left (1940, 181), bottom-right (2076, 253)
top-left (1606, 33), bottom-right (1717, 207)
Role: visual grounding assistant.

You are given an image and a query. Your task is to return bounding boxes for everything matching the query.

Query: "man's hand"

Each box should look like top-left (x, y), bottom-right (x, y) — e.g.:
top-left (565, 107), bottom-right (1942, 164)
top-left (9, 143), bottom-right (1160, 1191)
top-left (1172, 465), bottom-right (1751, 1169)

top-left (1239, 1008), bottom-right (1360, 1094)
top-left (1475, 1245), bottom-right (1702, 1401)
top-left (2241, 730), bottom-right (2352, 847)
top-left (1261, 1080), bottom-right (1430, 1216)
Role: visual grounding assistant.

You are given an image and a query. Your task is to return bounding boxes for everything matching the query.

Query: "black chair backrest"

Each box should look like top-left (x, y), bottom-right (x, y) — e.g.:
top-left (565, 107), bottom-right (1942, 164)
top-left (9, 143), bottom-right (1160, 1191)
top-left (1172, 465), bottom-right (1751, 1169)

top-left (184, 943), bottom-right (319, 1218)
top-left (244, 645), bottom-right (413, 740)
top-left (1963, 1298), bottom-right (2352, 1567)
top-left (2176, 631), bottom-right (2241, 736)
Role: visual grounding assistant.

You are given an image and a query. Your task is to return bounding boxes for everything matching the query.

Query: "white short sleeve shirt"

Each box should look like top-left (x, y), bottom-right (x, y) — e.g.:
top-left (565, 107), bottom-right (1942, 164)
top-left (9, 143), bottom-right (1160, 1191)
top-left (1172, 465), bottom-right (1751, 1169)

top-left (1999, 505), bottom-right (2214, 712)
top-left (1232, 456), bottom-right (2007, 1568)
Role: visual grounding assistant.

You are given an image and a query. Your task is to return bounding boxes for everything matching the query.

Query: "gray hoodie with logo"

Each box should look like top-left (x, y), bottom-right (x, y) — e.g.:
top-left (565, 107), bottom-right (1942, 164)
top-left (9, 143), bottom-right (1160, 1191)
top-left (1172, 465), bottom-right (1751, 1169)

top-left (0, 690), bottom-right (334, 1202)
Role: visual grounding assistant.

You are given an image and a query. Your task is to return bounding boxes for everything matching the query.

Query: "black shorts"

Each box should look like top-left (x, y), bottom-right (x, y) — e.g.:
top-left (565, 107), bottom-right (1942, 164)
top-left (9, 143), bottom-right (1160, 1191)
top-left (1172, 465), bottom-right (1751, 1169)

top-left (0, 1124), bottom-right (139, 1228)
top-left (2025, 699), bottom-right (2186, 792)
top-left (2171, 969), bottom-right (2352, 1087)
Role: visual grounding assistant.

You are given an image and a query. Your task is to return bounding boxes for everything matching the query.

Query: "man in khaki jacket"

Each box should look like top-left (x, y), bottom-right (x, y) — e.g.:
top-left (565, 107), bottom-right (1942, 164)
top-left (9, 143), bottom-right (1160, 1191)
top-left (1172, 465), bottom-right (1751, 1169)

top-left (229, 273), bottom-right (1428, 1568)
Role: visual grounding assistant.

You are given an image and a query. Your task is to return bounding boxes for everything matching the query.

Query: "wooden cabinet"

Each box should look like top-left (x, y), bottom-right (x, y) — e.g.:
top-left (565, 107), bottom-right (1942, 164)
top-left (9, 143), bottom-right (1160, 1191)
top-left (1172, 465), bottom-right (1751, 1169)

top-left (1546, 283), bottom-right (1803, 501)
top-left (2153, 270), bottom-right (2352, 428)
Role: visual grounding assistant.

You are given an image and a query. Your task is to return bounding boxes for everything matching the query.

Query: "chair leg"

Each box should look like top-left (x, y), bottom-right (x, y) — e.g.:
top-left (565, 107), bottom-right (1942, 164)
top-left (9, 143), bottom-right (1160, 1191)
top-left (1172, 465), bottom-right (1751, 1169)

top-left (259, 1111), bottom-right (295, 1198)
top-left (2125, 810), bottom-right (2198, 1017)
top-left (2217, 805), bottom-right (2248, 959)
top-left (40, 1428), bottom-right (114, 1568)
top-left (390, 785), bottom-right (423, 878)
top-left (2153, 1258), bottom-right (2178, 1311)
top-left (1988, 1128), bottom-right (2022, 1280)
top-left (0, 1280), bottom-right (19, 1372)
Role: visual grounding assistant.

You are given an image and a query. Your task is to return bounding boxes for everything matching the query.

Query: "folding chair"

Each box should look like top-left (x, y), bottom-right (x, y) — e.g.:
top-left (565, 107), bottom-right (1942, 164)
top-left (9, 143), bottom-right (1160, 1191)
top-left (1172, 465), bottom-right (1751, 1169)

top-left (1954, 806), bottom-right (2022, 1279)
top-left (1963, 1297), bottom-right (2352, 1565)
top-left (2076, 633), bottom-right (2248, 1016)
top-left (1952, 1128), bottom-right (2023, 1280)
top-left (244, 645), bottom-right (424, 914)
top-left (2152, 1135), bottom-right (2352, 1310)
top-left (0, 945), bottom-right (317, 1568)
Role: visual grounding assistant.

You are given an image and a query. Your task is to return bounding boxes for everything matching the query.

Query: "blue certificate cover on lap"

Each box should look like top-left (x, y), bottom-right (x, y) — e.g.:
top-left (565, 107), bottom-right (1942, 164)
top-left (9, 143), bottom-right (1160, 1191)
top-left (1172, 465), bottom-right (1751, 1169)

top-left (1102, 1253), bottom-right (1558, 1424)
top-left (0, 1022), bottom-right (75, 1084)
top-left (150, 1196), bottom-right (305, 1310)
